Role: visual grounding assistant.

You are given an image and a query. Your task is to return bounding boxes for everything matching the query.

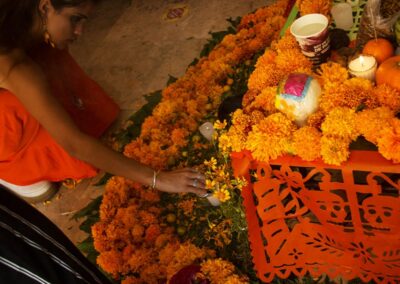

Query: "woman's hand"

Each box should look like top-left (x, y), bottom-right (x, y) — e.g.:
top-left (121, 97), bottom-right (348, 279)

top-left (156, 168), bottom-right (207, 196)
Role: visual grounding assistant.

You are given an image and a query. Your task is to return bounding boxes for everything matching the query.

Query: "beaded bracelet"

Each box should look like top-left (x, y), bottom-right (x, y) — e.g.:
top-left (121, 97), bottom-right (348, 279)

top-left (150, 170), bottom-right (159, 189)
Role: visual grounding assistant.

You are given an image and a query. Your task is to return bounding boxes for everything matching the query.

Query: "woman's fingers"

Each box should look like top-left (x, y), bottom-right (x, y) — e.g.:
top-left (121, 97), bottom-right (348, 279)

top-left (187, 186), bottom-right (208, 197)
top-left (156, 169), bottom-right (208, 196)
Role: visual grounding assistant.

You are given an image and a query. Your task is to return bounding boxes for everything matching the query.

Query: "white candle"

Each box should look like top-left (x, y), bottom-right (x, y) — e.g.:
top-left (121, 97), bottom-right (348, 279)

top-left (348, 55), bottom-right (377, 81)
top-left (199, 122), bottom-right (214, 141)
top-left (331, 3), bottom-right (353, 31)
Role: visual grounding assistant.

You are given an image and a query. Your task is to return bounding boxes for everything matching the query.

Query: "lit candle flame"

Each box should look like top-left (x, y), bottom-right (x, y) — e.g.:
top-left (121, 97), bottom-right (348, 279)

top-left (359, 55), bottom-right (365, 67)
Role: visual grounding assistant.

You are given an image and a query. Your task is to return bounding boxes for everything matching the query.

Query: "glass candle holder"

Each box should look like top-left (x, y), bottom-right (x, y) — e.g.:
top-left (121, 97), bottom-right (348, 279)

top-left (348, 55), bottom-right (377, 82)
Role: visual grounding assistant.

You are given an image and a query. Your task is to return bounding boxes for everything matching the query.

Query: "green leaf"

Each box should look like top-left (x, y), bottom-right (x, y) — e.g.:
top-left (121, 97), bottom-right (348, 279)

top-left (72, 196), bottom-right (102, 220)
top-left (198, 17), bottom-right (241, 59)
top-left (77, 236), bottom-right (95, 254)
top-left (79, 215), bottom-right (100, 234)
top-left (112, 90), bottom-right (162, 151)
top-left (93, 172), bottom-right (113, 186)
top-left (166, 75), bottom-right (178, 86)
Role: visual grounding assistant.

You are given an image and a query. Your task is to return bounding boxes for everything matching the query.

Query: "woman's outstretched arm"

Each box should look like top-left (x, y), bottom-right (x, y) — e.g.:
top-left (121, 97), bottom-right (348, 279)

top-left (2, 51), bottom-right (206, 195)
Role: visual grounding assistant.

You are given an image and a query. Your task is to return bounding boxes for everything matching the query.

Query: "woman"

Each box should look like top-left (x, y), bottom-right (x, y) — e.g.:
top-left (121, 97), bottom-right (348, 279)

top-left (0, 0), bottom-right (207, 202)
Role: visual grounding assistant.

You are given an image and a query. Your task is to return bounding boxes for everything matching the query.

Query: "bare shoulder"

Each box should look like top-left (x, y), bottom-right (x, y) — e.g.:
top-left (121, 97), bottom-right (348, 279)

top-left (0, 49), bottom-right (46, 92)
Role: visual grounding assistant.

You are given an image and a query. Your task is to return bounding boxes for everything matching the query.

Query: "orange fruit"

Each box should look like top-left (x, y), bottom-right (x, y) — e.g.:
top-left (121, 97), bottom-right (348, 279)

top-left (376, 55), bottom-right (400, 90)
top-left (362, 38), bottom-right (394, 64)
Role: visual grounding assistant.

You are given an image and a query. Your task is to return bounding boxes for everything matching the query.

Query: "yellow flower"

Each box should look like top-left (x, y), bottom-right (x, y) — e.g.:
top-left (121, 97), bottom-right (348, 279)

top-left (306, 110), bottom-right (326, 129)
top-left (321, 107), bottom-right (359, 140)
top-left (164, 242), bottom-right (209, 280)
top-left (271, 33), bottom-right (299, 53)
top-left (373, 84), bottom-right (400, 112)
top-left (204, 157), bottom-right (217, 170)
top-left (200, 258), bottom-right (236, 284)
top-left (297, 0), bottom-right (331, 16)
top-left (225, 275), bottom-right (249, 284)
top-left (178, 199), bottom-right (196, 216)
top-left (377, 118), bottom-right (400, 163)
top-left (248, 63), bottom-right (285, 91)
top-left (217, 168), bottom-right (230, 180)
top-left (214, 185), bottom-right (231, 202)
top-left (171, 128), bottom-right (189, 148)
top-left (319, 78), bottom-right (373, 112)
top-left (225, 109), bottom-right (253, 152)
top-left (292, 126), bottom-right (322, 161)
top-left (218, 132), bottom-right (233, 154)
top-left (275, 48), bottom-right (312, 74)
top-left (245, 113), bottom-right (296, 162)
top-left (317, 61), bottom-right (348, 88)
top-left (234, 176), bottom-right (248, 191)
top-left (248, 86), bottom-right (277, 113)
top-left (320, 135), bottom-right (351, 165)
top-left (356, 107), bottom-right (394, 144)
top-left (206, 179), bottom-right (216, 190)
top-left (214, 120), bottom-right (227, 130)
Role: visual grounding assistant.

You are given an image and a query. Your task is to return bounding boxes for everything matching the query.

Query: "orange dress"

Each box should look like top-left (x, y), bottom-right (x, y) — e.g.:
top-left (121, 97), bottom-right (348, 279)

top-left (0, 44), bottom-right (120, 185)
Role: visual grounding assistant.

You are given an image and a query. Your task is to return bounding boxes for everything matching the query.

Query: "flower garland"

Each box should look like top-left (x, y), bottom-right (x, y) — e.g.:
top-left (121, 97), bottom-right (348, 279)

top-left (92, 1), bottom-right (290, 282)
top-left (122, 0), bottom-right (288, 170)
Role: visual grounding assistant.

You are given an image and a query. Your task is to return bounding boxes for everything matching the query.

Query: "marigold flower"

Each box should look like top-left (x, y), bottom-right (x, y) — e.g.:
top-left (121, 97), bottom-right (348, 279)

top-left (373, 84), bottom-right (400, 112)
top-left (293, 126), bottom-right (322, 161)
top-left (178, 198), bottom-right (196, 216)
top-left (138, 210), bottom-right (158, 226)
top-left (248, 63), bottom-right (285, 92)
top-left (165, 242), bottom-right (209, 280)
top-left (155, 233), bottom-right (174, 249)
top-left (97, 250), bottom-right (124, 277)
top-left (225, 275), bottom-right (250, 284)
top-left (320, 135), bottom-right (351, 165)
top-left (131, 224), bottom-right (145, 241)
top-left (140, 263), bottom-right (166, 284)
top-left (271, 33), bottom-right (299, 52)
top-left (171, 128), bottom-right (190, 148)
top-left (92, 222), bottom-right (110, 252)
top-left (116, 206), bottom-right (139, 228)
top-left (377, 118), bottom-right (400, 163)
top-left (255, 49), bottom-right (277, 68)
top-left (121, 277), bottom-right (142, 284)
top-left (127, 248), bottom-right (154, 273)
top-left (245, 113), bottom-right (296, 162)
top-left (297, 0), bottom-right (331, 16)
top-left (306, 110), bottom-right (326, 129)
top-left (249, 86), bottom-right (277, 113)
top-left (321, 107), bottom-right (359, 140)
top-left (140, 189), bottom-right (160, 203)
top-left (317, 62), bottom-right (348, 88)
top-left (275, 48), bottom-right (312, 74)
top-left (319, 78), bottom-right (373, 112)
top-left (200, 258), bottom-right (236, 284)
top-left (356, 107), bottom-right (394, 144)
top-left (145, 224), bottom-right (161, 242)
top-left (159, 242), bottom-right (180, 265)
